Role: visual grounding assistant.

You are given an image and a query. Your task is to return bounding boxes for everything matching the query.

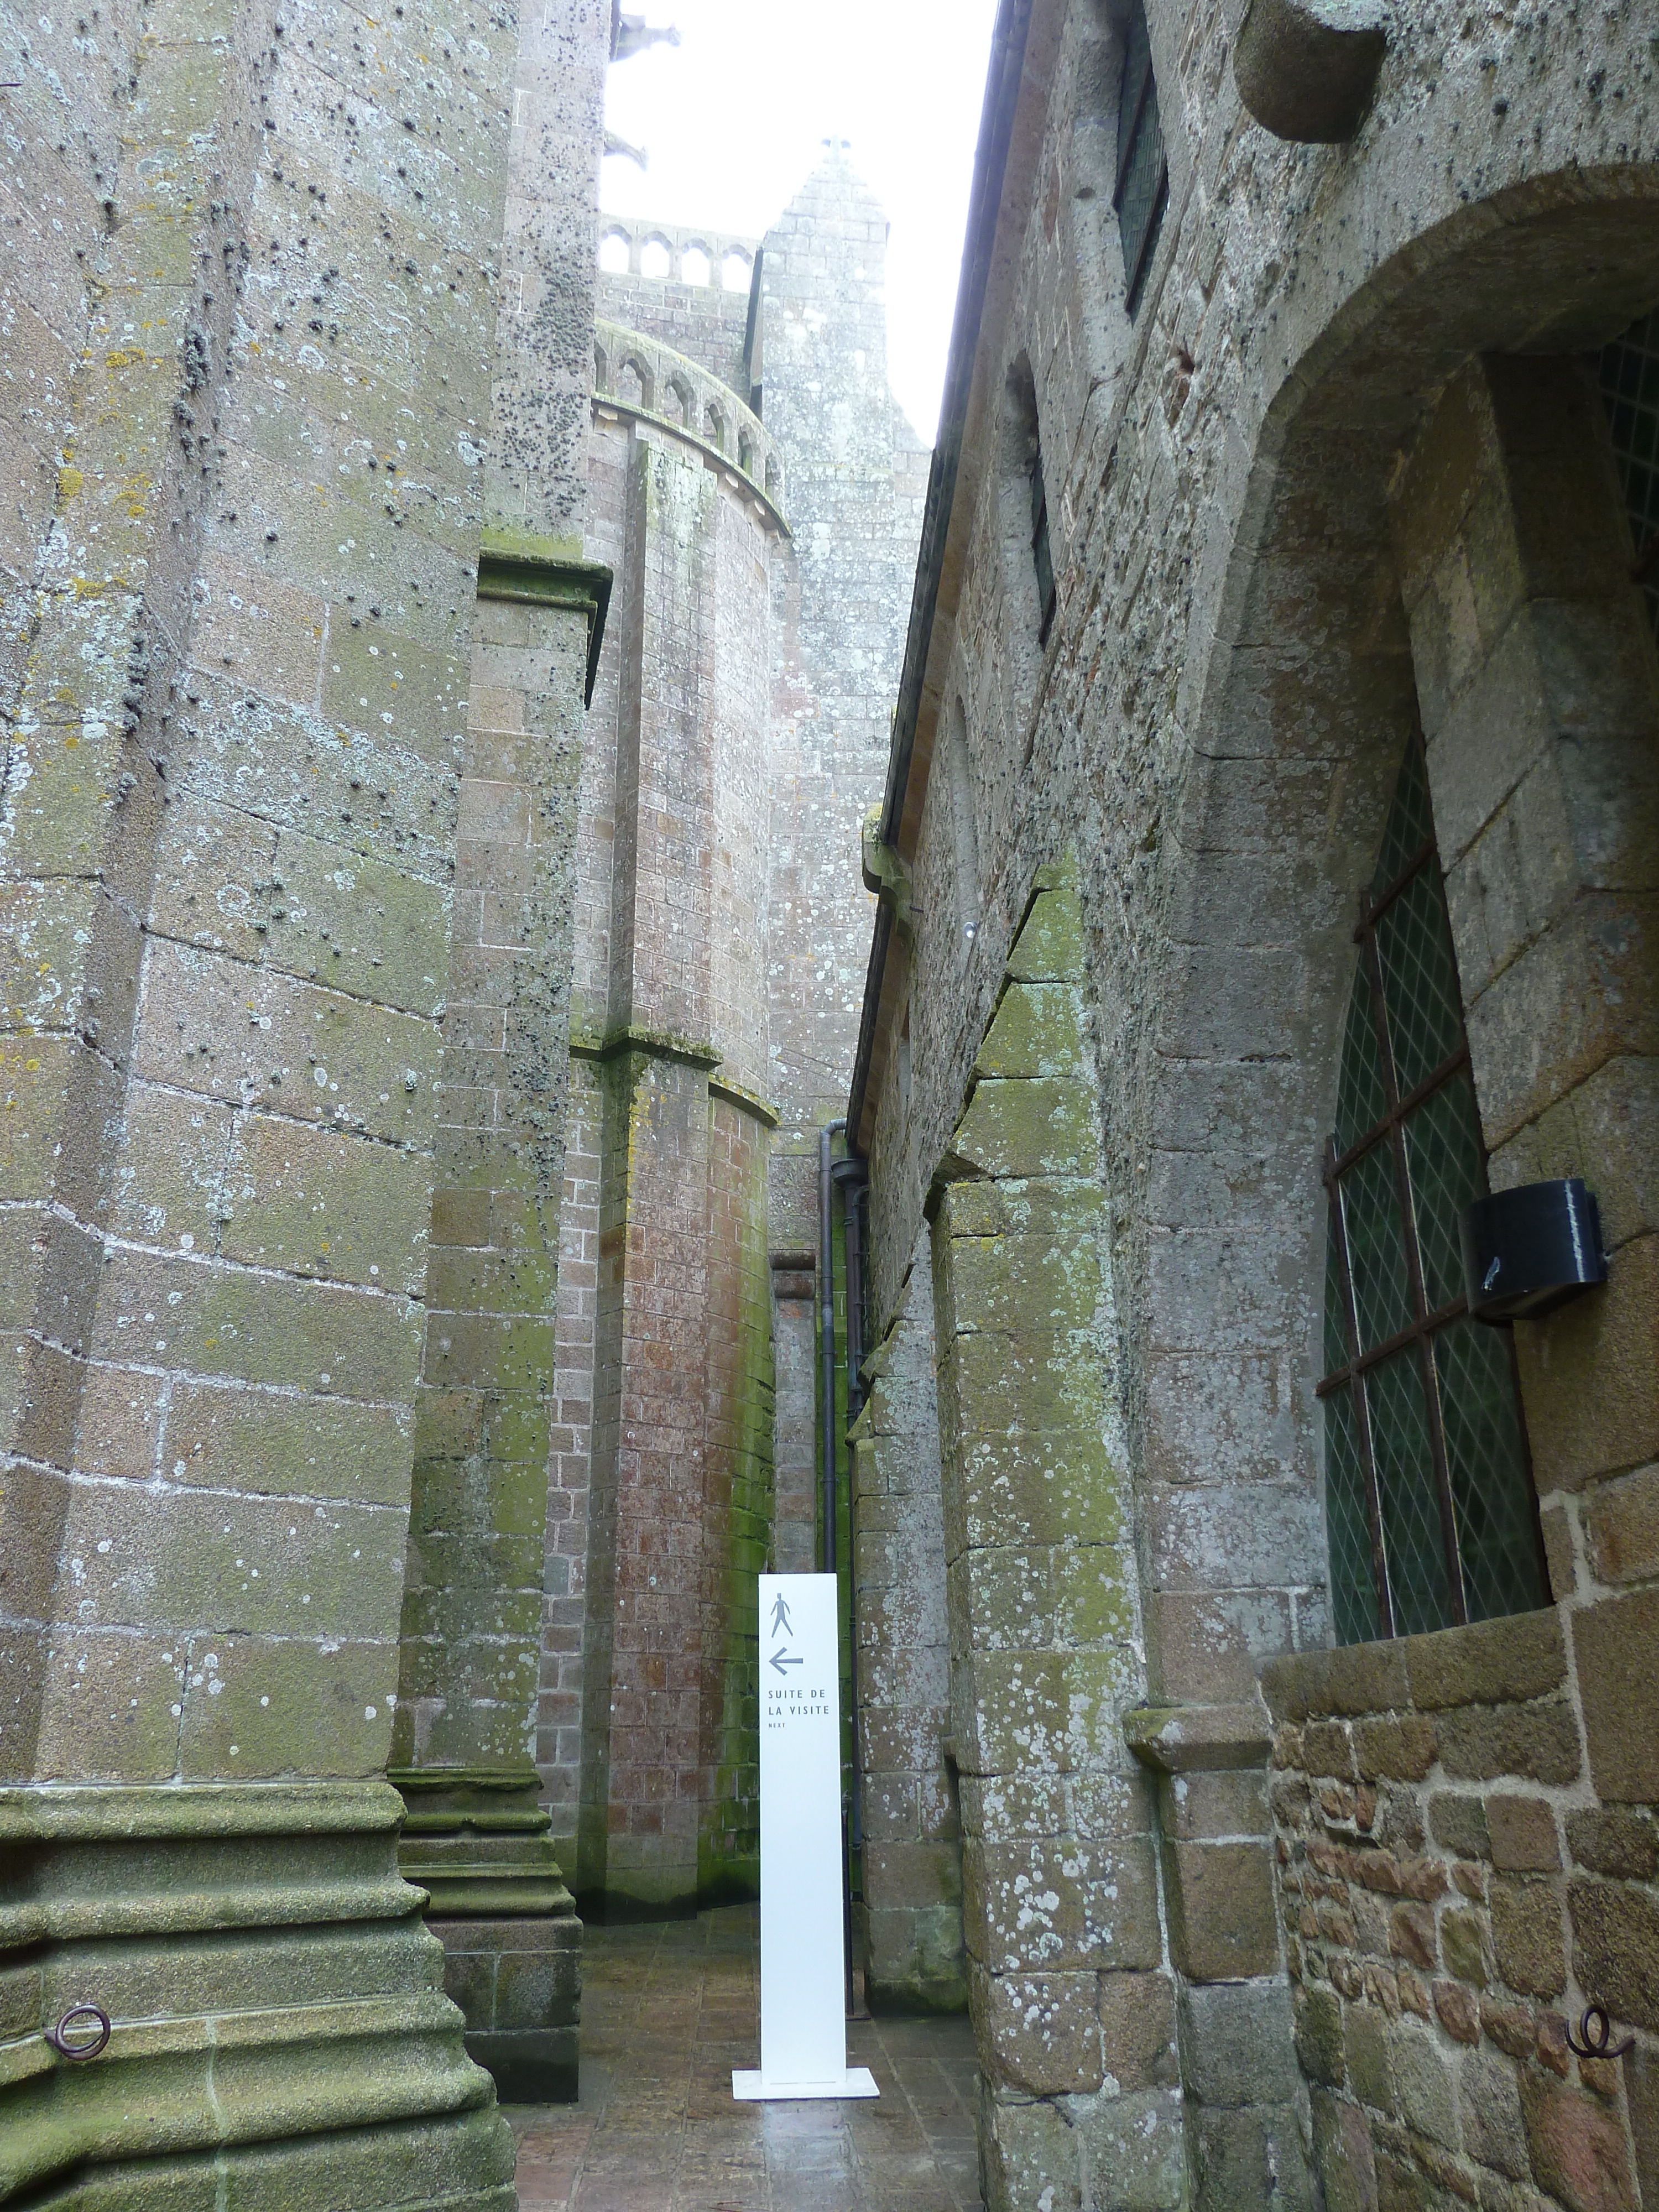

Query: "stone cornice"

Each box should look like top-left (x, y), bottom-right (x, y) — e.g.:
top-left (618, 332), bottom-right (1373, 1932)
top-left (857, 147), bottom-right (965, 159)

top-left (475, 528), bottom-right (613, 707)
top-left (570, 1023), bottom-right (722, 1073)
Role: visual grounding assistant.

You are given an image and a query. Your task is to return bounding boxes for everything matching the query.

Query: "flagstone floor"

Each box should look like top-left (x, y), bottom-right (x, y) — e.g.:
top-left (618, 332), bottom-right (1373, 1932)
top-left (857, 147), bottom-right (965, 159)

top-left (508, 1905), bottom-right (984, 2212)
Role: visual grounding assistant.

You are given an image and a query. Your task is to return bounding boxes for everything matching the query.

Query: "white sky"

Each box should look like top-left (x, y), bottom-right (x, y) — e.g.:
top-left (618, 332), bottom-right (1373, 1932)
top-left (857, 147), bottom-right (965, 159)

top-left (600, 0), bottom-right (1000, 441)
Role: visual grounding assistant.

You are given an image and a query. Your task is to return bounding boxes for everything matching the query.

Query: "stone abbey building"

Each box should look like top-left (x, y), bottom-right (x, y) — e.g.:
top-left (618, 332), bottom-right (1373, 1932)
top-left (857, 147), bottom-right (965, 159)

top-left (2, 0), bottom-right (1658, 2209)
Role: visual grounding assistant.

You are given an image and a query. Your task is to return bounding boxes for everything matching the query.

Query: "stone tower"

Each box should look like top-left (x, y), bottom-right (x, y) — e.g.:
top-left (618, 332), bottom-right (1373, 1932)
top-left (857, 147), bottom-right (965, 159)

top-left (536, 149), bottom-right (928, 1915)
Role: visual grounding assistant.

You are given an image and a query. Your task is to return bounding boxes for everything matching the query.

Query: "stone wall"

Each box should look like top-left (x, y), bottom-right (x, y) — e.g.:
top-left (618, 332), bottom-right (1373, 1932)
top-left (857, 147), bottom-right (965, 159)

top-left (848, 0), bottom-right (1659, 2202)
top-left (1266, 1609), bottom-right (1656, 2211)
top-left (0, 0), bottom-right (609, 2179)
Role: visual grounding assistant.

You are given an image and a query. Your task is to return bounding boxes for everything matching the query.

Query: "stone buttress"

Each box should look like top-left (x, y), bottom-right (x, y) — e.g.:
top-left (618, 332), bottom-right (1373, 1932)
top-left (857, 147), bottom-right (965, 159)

top-left (386, 0), bottom-right (612, 2104)
top-left (927, 857), bottom-right (1185, 2207)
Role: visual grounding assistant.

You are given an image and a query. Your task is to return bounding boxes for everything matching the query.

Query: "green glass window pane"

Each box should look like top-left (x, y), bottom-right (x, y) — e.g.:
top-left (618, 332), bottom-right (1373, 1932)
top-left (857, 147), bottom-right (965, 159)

top-left (1597, 308), bottom-right (1659, 641)
top-left (1376, 869), bottom-right (1463, 1095)
top-left (1366, 1348), bottom-right (1454, 1636)
top-left (1435, 1319), bottom-right (1547, 1624)
top-left (1404, 1071), bottom-right (1486, 1311)
top-left (1326, 1387), bottom-right (1380, 1646)
top-left (1333, 972), bottom-right (1387, 1155)
top-left (1340, 1142), bottom-right (1413, 1354)
top-left (1370, 735), bottom-right (1434, 898)
top-left (1322, 1217), bottom-right (1351, 1379)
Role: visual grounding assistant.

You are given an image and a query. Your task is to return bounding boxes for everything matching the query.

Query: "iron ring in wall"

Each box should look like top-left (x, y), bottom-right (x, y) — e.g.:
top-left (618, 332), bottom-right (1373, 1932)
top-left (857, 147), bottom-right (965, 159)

top-left (46, 2004), bottom-right (112, 2061)
top-left (1567, 2005), bottom-right (1634, 2061)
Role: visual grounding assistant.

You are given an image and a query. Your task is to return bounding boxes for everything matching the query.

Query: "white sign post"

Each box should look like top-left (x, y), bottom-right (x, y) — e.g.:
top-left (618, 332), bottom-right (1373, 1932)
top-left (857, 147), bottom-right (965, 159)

top-left (732, 1572), bottom-right (878, 2101)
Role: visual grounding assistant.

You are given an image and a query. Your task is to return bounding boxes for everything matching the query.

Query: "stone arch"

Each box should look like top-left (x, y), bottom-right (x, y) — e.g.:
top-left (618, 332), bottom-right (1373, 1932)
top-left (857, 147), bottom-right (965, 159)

top-left (703, 400), bottom-right (727, 453)
top-left (640, 232), bottom-right (671, 279)
top-left (1118, 184), bottom-right (1659, 2193)
top-left (764, 453), bottom-right (781, 503)
top-left (664, 373), bottom-right (692, 427)
top-left (617, 353), bottom-right (653, 410)
top-left (721, 248), bottom-right (752, 293)
top-left (737, 429), bottom-right (756, 478)
top-left (1138, 180), bottom-right (1659, 1661)
top-left (1053, 168), bottom-right (1659, 2212)
top-left (598, 226), bottom-right (630, 275)
top-left (680, 241), bottom-right (711, 286)
top-left (593, 340), bottom-right (610, 393)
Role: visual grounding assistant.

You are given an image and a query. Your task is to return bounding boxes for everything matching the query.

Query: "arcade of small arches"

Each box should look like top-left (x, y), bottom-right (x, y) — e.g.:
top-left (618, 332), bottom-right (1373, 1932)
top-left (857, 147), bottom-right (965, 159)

top-left (598, 214), bottom-right (758, 292)
top-left (592, 316), bottom-right (786, 514)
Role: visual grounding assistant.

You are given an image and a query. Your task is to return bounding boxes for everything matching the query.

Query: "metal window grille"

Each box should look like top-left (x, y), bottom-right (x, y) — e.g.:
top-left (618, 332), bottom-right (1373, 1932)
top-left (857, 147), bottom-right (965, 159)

top-left (1319, 734), bottom-right (1547, 1645)
top-left (1596, 306), bottom-right (1659, 640)
top-left (1031, 451), bottom-right (1056, 643)
top-left (1114, 1), bottom-right (1168, 319)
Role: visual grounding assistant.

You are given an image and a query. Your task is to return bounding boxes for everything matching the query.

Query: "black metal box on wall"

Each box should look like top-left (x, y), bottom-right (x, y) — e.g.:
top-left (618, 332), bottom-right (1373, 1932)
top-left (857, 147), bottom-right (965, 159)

top-left (1460, 1178), bottom-right (1607, 1323)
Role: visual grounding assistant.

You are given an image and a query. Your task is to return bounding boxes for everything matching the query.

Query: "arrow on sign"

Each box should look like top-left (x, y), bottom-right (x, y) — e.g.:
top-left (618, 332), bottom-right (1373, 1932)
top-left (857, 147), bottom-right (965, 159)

top-left (769, 1646), bottom-right (803, 1676)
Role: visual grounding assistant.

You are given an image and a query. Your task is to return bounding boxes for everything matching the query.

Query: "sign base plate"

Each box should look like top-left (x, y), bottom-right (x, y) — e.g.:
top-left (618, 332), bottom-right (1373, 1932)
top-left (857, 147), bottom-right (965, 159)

top-left (732, 2066), bottom-right (879, 2103)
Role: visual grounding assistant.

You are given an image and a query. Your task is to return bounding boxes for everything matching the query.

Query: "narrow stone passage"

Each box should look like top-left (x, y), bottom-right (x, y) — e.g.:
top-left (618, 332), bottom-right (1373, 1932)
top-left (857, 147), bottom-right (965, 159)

top-left (509, 1906), bottom-right (983, 2211)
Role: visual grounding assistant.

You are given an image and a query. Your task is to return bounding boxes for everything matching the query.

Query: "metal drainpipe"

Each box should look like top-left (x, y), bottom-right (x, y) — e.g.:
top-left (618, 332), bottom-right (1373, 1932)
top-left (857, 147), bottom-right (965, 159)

top-left (817, 1118), bottom-right (852, 2010)
top-left (818, 1120), bottom-right (845, 1575)
top-left (831, 1154), bottom-right (869, 1880)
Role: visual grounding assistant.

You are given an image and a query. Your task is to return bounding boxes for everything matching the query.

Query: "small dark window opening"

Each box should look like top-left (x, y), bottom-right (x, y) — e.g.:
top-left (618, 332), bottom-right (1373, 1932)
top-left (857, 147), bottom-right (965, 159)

top-left (1595, 305), bottom-right (1659, 640)
top-left (1114, 1), bottom-right (1168, 319)
top-left (1030, 445), bottom-right (1056, 644)
top-left (1320, 732), bottom-right (1547, 1646)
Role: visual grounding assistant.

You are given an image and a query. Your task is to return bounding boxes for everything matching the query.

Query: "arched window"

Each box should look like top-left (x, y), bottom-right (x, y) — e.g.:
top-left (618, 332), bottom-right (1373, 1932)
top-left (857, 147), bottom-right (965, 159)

top-left (1114, 0), bottom-right (1168, 317)
top-left (1006, 357), bottom-right (1055, 644)
top-left (721, 249), bottom-right (752, 293)
top-left (704, 401), bottom-right (727, 452)
top-left (640, 234), bottom-right (671, 278)
top-left (664, 374), bottom-right (692, 426)
top-left (598, 228), bottom-right (631, 275)
top-left (738, 430), bottom-right (756, 477)
top-left (681, 243), bottom-right (711, 287)
top-left (1320, 733), bottom-right (1546, 1645)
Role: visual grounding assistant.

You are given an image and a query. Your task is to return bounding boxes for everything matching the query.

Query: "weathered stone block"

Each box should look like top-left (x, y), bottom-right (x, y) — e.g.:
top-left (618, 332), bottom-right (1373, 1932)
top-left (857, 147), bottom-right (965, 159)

top-left (1485, 1794), bottom-right (1560, 1872)
top-left (979, 1966), bottom-right (1104, 2093)
top-left (1567, 1877), bottom-right (1659, 2036)
top-left (1574, 1586), bottom-right (1659, 1802)
top-left (1354, 1716), bottom-right (1436, 1782)
top-left (1428, 1794), bottom-right (1491, 1861)
top-left (1180, 1979), bottom-right (1302, 2105)
top-left (1099, 1971), bottom-right (1179, 2093)
top-left (973, 979), bottom-right (1086, 1079)
top-left (1565, 1806), bottom-right (1657, 1881)
top-left (1403, 1610), bottom-right (1565, 1710)
top-left (1293, 1985), bottom-right (1345, 2088)
top-left (967, 1834), bottom-right (1160, 1972)
top-left (1519, 2071), bottom-right (1639, 2212)
top-left (1161, 1838), bottom-right (1279, 1981)
top-left (1343, 2000), bottom-right (1394, 2112)
top-left (1516, 1234), bottom-right (1659, 1494)
top-left (1435, 1700), bottom-right (1580, 1787)
top-left (1310, 2089), bottom-right (1377, 2212)
top-left (943, 1074), bottom-right (1099, 1182)
top-left (1490, 1877), bottom-right (1566, 1999)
